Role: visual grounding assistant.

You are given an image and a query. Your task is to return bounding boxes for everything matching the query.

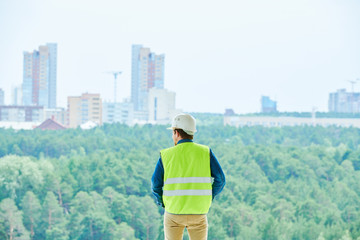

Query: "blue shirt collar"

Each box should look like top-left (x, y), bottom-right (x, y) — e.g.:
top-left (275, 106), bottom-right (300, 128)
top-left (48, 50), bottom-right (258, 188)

top-left (177, 139), bottom-right (193, 144)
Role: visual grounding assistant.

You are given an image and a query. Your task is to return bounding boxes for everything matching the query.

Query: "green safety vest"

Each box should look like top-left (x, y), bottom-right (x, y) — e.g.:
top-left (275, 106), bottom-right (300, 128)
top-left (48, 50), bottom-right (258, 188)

top-left (161, 142), bottom-right (212, 214)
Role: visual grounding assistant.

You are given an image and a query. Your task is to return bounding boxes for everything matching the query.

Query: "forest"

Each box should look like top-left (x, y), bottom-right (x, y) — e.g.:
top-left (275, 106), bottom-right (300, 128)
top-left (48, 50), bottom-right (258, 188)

top-left (0, 116), bottom-right (360, 239)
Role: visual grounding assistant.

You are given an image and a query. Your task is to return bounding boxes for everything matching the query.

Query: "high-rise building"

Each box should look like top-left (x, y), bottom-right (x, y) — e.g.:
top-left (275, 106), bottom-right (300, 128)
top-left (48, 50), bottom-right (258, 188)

top-left (0, 88), bottom-right (4, 105)
top-left (47, 43), bottom-right (57, 108)
top-left (329, 89), bottom-right (360, 113)
top-left (131, 45), bottom-right (165, 114)
top-left (11, 85), bottom-right (22, 106)
top-left (67, 93), bottom-right (102, 128)
top-left (261, 96), bottom-right (277, 113)
top-left (22, 43), bottom-right (57, 108)
top-left (148, 88), bottom-right (180, 124)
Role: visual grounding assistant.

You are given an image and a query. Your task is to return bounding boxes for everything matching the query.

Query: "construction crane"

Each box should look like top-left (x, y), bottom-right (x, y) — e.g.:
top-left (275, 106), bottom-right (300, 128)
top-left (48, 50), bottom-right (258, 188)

top-left (347, 78), bottom-right (360, 114)
top-left (348, 79), bottom-right (358, 93)
top-left (104, 71), bottom-right (122, 102)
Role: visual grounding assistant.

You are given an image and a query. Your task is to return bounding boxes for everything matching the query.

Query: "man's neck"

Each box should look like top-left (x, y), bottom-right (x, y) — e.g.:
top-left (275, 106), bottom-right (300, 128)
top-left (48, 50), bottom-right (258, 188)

top-left (177, 139), bottom-right (193, 144)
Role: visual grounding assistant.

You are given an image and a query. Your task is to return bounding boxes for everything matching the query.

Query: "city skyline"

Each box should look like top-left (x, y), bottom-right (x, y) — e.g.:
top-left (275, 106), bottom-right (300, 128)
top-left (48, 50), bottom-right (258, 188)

top-left (0, 0), bottom-right (360, 113)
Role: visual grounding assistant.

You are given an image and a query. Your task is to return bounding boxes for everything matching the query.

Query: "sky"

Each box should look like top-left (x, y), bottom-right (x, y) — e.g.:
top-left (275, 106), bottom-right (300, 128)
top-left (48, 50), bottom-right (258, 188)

top-left (0, 0), bottom-right (360, 114)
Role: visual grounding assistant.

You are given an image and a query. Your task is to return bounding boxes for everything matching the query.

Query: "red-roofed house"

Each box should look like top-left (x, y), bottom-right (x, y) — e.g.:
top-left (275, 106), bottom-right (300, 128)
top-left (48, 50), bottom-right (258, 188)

top-left (36, 118), bottom-right (66, 130)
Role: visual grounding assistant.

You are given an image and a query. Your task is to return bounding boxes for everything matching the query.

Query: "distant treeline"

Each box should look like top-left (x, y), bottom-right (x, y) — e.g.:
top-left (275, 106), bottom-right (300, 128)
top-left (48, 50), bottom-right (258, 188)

top-left (191, 111), bottom-right (360, 127)
top-left (241, 111), bottom-right (360, 118)
top-left (0, 123), bottom-right (360, 239)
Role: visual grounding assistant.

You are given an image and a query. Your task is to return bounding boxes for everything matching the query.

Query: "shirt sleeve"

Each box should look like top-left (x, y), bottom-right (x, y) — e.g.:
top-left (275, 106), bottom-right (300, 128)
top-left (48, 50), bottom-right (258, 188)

top-left (210, 149), bottom-right (226, 199)
top-left (151, 157), bottom-right (165, 207)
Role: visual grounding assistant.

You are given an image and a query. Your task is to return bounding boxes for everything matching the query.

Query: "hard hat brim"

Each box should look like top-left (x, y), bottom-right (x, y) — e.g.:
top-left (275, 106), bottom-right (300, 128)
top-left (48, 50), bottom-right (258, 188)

top-left (166, 126), bottom-right (196, 135)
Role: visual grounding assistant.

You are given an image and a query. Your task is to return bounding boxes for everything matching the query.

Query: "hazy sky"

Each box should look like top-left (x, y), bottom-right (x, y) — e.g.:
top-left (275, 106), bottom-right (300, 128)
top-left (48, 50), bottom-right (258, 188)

top-left (1, 0), bottom-right (360, 113)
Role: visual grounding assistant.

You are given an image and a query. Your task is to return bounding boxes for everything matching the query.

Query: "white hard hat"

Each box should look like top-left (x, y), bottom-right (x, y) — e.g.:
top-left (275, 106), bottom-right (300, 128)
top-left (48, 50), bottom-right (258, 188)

top-left (167, 113), bottom-right (197, 135)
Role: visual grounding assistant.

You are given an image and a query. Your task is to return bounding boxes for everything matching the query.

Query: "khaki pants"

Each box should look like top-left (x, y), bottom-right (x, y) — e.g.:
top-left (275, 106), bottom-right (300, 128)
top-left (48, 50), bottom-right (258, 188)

top-left (164, 211), bottom-right (208, 240)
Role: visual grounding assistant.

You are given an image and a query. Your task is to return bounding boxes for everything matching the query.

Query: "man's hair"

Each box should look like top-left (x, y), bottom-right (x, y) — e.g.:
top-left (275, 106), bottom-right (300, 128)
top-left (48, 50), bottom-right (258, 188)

top-left (174, 128), bottom-right (193, 140)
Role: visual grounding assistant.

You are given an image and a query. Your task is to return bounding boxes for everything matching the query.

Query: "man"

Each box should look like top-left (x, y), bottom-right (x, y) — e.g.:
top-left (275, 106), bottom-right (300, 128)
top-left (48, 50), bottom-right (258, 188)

top-left (151, 113), bottom-right (226, 240)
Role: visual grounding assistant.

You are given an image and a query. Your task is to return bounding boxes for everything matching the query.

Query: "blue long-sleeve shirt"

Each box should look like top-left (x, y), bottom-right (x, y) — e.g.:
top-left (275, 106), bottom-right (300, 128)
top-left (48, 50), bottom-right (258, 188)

top-left (151, 139), bottom-right (226, 207)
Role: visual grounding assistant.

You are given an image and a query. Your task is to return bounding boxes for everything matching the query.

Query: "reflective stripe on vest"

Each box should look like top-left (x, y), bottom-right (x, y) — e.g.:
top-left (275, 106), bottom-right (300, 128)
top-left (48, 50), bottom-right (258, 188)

top-left (164, 177), bottom-right (212, 185)
top-left (161, 142), bottom-right (212, 214)
top-left (163, 189), bottom-right (212, 196)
